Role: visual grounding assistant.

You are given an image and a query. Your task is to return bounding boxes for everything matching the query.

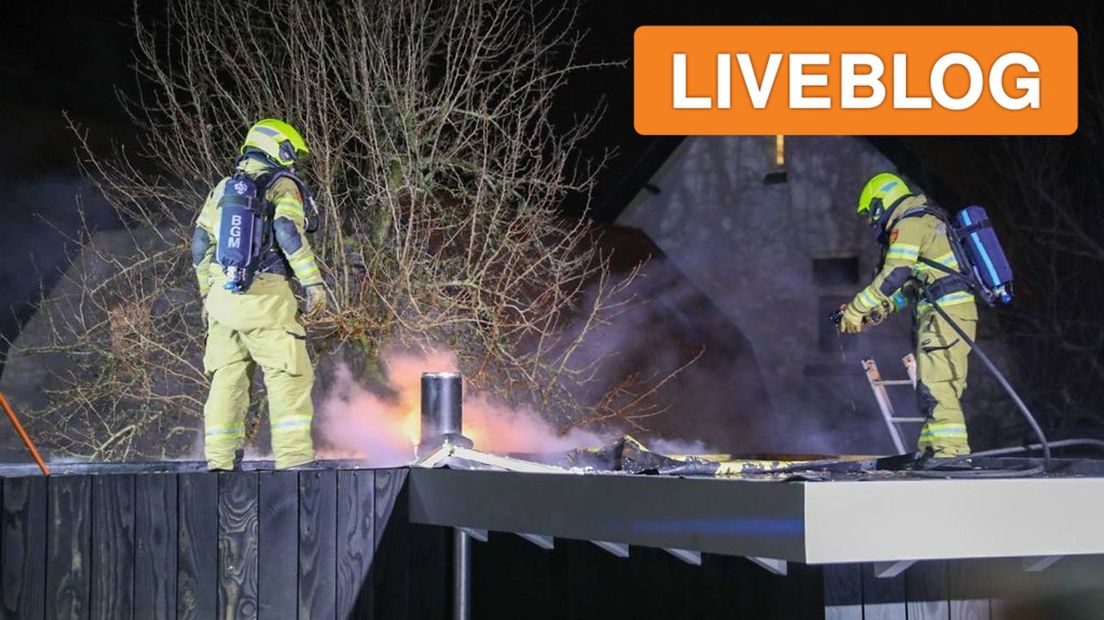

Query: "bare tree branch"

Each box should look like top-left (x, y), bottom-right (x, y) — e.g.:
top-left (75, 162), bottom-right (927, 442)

top-left (16, 0), bottom-right (681, 461)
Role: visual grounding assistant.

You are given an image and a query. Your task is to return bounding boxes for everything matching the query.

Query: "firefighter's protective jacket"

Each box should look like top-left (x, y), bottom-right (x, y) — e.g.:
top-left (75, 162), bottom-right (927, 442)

top-left (846, 195), bottom-right (975, 318)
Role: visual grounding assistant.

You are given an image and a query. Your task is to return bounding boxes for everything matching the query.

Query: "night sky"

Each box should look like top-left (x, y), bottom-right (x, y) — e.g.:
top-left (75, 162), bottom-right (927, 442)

top-left (2, 1), bottom-right (1102, 431)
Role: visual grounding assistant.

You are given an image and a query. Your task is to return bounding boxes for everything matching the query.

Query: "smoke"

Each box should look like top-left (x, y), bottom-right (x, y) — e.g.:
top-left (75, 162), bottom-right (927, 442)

top-left (310, 137), bottom-right (920, 461)
top-left (649, 437), bottom-right (712, 456)
top-left (314, 348), bottom-right (613, 466)
top-left (613, 135), bottom-right (921, 456)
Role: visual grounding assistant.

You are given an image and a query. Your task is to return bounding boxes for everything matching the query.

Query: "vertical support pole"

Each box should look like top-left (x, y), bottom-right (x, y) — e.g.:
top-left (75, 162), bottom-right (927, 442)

top-left (453, 528), bottom-right (471, 620)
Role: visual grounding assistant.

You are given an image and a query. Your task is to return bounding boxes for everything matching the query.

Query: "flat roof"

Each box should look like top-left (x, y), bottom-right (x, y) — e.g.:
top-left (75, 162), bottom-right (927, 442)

top-left (6, 451), bottom-right (1103, 565)
top-left (408, 467), bottom-right (1104, 564)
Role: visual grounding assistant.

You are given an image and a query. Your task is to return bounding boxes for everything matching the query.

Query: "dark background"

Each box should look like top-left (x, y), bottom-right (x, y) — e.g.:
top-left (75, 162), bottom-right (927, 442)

top-left (2, 1), bottom-right (1102, 441)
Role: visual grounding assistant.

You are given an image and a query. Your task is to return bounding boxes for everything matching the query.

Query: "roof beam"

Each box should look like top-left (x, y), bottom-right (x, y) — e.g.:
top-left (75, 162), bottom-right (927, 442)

top-left (746, 556), bottom-right (787, 576)
top-left (518, 533), bottom-right (554, 550)
top-left (873, 559), bottom-right (915, 578)
top-left (665, 548), bottom-right (702, 565)
top-left (1023, 555), bottom-right (1063, 572)
top-left (459, 527), bottom-right (488, 542)
top-left (593, 541), bottom-right (630, 558)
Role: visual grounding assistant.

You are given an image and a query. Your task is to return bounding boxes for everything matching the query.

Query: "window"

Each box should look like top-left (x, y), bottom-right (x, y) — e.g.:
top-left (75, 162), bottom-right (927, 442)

top-left (763, 135), bottom-right (787, 185)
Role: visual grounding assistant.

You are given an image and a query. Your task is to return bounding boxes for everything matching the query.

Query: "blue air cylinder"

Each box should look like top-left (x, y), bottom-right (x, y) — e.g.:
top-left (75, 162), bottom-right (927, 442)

top-left (215, 178), bottom-right (260, 293)
top-left (955, 206), bottom-right (1013, 304)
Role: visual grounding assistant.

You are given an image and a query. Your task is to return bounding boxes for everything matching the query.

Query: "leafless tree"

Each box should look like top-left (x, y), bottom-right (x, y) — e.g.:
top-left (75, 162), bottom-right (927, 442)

top-left (17, 0), bottom-right (686, 460)
top-left (974, 17), bottom-right (1104, 437)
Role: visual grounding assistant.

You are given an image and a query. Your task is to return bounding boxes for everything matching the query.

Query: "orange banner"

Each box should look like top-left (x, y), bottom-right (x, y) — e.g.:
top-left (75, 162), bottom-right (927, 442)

top-left (634, 26), bottom-right (1078, 135)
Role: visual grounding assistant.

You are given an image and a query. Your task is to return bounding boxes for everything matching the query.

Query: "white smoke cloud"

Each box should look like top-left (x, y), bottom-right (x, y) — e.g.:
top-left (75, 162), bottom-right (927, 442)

top-left (313, 348), bottom-right (616, 466)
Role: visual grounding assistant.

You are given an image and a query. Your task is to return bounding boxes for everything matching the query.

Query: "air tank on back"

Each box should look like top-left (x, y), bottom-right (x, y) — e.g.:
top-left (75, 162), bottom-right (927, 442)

top-left (955, 205), bottom-right (1014, 305)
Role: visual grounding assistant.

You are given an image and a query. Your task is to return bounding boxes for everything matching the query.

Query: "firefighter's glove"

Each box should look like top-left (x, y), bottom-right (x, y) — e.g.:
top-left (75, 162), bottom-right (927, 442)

top-left (838, 304), bottom-right (865, 334)
top-left (305, 284), bottom-right (328, 317)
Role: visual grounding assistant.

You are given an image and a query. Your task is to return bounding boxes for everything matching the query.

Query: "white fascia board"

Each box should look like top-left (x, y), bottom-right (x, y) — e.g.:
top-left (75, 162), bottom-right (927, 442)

top-left (803, 478), bottom-right (1104, 564)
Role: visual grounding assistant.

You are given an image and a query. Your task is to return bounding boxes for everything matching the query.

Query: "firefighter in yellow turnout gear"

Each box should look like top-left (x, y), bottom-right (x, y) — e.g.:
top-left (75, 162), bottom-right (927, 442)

top-left (192, 119), bottom-right (327, 470)
top-left (839, 173), bottom-right (976, 456)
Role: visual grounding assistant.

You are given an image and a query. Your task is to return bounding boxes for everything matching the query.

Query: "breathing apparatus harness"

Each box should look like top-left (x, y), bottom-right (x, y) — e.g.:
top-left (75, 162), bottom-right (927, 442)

top-left (214, 151), bottom-right (320, 293)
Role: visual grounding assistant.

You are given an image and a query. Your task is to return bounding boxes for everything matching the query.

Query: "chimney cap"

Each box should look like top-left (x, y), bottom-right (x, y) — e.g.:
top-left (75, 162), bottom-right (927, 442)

top-left (422, 371), bottom-right (461, 379)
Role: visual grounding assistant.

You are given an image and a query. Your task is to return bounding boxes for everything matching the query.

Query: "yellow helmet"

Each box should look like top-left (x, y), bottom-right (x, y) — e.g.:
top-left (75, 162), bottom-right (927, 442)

top-left (856, 172), bottom-right (911, 223)
top-left (241, 119), bottom-right (309, 167)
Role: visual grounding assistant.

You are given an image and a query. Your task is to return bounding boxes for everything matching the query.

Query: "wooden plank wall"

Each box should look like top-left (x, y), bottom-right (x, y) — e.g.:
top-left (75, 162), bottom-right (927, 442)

top-left (0, 468), bottom-right (433, 620)
top-left (822, 557), bottom-right (1104, 620)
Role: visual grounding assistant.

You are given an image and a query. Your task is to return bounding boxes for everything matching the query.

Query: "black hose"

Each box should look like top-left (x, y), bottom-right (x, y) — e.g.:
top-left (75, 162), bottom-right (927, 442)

top-left (906, 464), bottom-right (1047, 479)
top-left (917, 283), bottom-right (1052, 468)
top-left (744, 439), bottom-right (1104, 479)
top-left (925, 438), bottom-right (1104, 470)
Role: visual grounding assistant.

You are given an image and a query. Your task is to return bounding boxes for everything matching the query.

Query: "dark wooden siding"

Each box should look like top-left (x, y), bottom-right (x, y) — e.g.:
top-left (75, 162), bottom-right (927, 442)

top-left (0, 468), bottom-right (430, 620)
top-left (2, 476), bottom-right (47, 618)
top-left (4, 468), bottom-right (1103, 620)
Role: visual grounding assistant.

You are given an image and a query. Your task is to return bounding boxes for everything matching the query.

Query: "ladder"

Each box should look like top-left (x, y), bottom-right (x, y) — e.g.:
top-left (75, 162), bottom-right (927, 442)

top-left (862, 354), bottom-right (924, 454)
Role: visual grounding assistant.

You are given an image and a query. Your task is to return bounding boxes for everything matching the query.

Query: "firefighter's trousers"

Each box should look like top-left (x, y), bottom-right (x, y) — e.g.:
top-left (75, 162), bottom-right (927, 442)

top-left (202, 273), bottom-right (315, 470)
top-left (915, 301), bottom-right (977, 456)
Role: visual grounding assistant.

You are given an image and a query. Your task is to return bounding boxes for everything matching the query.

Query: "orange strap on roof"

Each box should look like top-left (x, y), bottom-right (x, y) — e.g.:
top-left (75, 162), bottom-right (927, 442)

top-left (0, 393), bottom-right (50, 476)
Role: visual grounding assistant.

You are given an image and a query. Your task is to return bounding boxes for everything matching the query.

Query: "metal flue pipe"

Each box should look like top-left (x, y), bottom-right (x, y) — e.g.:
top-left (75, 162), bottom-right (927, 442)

top-left (420, 372), bottom-right (476, 619)
top-left (419, 372), bottom-right (473, 456)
